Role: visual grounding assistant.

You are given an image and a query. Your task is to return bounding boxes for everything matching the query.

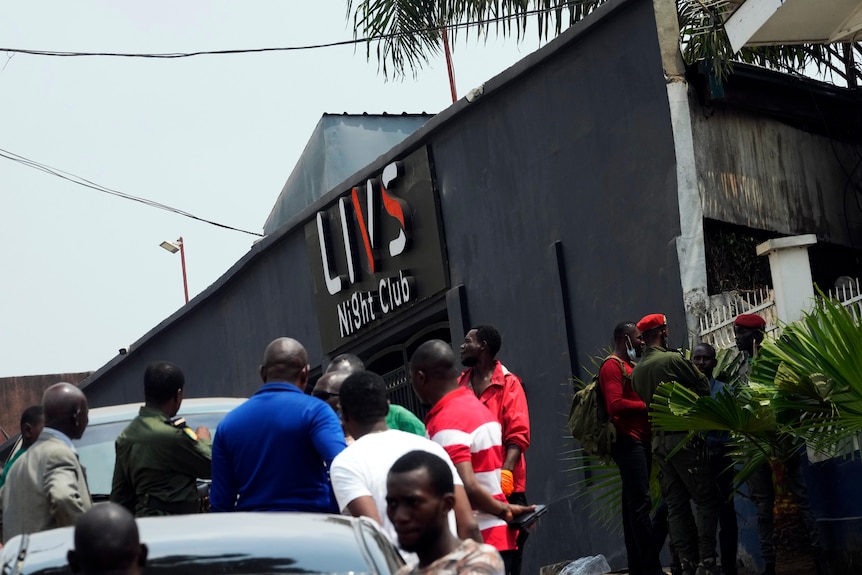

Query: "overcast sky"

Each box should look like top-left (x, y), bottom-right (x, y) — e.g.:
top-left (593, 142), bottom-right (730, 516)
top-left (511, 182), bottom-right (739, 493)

top-left (1, 1), bottom-right (548, 376)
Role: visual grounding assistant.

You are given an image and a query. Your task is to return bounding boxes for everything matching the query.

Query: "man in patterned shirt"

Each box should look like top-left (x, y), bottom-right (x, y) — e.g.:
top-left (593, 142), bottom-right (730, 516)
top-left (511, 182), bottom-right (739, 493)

top-left (388, 450), bottom-right (504, 575)
top-left (410, 340), bottom-right (533, 573)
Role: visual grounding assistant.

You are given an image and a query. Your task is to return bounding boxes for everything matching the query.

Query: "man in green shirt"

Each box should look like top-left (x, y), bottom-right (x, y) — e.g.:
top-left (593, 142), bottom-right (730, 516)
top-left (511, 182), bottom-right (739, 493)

top-left (631, 314), bottom-right (719, 575)
top-left (0, 405), bottom-right (44, 488)
top-left (322, 353), bottom-right (425, 437)
top-left (110, 361), bottom-right (212, 516)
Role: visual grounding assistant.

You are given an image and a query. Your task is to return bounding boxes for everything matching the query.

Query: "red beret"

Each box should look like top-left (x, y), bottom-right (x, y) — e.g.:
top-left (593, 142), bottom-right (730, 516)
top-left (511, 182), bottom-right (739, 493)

top-left (636, 313), bottom-right (667, 333)
top-left (734, 313), bottom-right (766, 329)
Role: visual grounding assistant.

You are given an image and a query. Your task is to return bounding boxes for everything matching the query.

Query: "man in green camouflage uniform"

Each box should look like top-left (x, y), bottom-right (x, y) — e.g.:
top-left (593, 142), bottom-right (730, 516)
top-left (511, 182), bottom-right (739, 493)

top-left (631, 314), bottom-right (720, 575)
top-left (110, 361), bottom-right (212, 516)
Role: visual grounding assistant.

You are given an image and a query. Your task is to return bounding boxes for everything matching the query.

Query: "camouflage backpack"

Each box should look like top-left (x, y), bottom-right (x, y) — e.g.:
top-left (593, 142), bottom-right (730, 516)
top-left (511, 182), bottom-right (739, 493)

top-left (567, 356), bottom-right (626, 459)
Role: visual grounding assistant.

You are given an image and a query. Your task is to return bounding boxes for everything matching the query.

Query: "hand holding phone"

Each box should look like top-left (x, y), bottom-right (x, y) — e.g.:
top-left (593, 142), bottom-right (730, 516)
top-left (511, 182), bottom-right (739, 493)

top-left (507, 503), bottom-right (547, 529)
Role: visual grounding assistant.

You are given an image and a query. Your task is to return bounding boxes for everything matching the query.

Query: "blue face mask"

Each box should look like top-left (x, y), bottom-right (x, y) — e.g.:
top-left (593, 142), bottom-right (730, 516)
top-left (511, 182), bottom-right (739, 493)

top-left (625, 336), bottom-right (637, 362)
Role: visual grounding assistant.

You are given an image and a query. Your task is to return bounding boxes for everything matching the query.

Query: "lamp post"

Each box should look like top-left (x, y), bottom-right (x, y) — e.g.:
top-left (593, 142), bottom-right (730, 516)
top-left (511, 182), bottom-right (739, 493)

top-left (159, 237), bottom-right (189, 304)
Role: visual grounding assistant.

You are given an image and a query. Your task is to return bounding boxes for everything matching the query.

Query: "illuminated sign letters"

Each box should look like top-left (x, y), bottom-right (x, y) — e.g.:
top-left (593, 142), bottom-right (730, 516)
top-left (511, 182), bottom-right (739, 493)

top-left (306, 147), bottom-right (448, 352)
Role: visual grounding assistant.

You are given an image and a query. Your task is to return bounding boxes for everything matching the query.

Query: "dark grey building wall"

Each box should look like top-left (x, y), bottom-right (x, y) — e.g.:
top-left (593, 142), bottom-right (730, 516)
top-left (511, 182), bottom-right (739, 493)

top-left (81, 0), bottom-right (684, 570)
top-left (84, 235), bottom-right (322, 407)
top-left (429, 0), bottom-right (682, 570)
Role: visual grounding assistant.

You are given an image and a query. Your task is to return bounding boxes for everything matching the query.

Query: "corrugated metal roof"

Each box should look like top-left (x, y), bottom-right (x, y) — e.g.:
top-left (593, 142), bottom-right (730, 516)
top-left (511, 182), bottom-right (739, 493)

top-left (263, 113), bottom-right (432, 235)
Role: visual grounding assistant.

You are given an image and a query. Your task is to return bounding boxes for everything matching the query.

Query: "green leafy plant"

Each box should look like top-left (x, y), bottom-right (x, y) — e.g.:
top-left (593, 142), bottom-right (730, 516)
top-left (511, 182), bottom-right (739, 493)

top-left (651, 292), bottom-right (862, 487)
top-left (564, 353), bottom-right (624, 530)
top-left (751, 293), bottom-right (862, 457)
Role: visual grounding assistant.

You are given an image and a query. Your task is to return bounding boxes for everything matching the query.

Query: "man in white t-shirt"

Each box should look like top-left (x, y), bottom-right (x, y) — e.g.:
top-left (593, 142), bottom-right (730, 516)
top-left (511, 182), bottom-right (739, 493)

top-left (330, 370), bottom-right (481, 560)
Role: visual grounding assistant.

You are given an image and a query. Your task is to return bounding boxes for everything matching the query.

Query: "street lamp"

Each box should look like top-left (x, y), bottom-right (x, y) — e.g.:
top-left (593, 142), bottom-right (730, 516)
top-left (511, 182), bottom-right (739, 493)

top-left (159, 237), bottom-right (189, 304)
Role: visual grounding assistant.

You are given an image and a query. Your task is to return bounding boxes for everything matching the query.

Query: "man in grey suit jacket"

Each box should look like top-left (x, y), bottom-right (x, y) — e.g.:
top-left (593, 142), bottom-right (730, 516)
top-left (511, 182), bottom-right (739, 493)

top-left (2, 382), bottom-right (92, 543)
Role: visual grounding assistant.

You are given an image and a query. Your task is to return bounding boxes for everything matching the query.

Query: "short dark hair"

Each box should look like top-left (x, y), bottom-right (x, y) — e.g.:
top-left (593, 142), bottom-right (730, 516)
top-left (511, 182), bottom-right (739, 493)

top-left (389, 450), bottom-right (454, 497)
top-left (693, 342), bottom-right (716, 358)
top-left (21, 405), bottom-right (43, 427)
top-left (472, 325), bottom-right (502, 357)
top-left (144, 361), bottom-right (185, 404)
top-left (613, 321), bottom-right (637, 342)
top-left (327, 353), bottom-right (365, 374)
top-left (340, 371), bottom-right (389, 425)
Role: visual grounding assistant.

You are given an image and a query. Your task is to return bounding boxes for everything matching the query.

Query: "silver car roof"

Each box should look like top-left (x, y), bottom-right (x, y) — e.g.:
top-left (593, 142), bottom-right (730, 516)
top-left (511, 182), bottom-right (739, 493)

top-left (86, 397), bottom-right (246, 426)
top-left (0, 513), bottom-right (401, 574)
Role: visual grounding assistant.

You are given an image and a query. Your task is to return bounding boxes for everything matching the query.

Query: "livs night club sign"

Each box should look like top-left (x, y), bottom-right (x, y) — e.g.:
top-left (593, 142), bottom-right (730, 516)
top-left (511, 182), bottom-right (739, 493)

top-left (306, 147), bottom-right (448, 352)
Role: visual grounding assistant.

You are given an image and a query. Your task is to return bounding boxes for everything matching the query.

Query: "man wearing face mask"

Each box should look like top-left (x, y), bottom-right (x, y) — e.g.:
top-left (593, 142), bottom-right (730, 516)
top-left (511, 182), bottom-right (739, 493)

top-left (598, 321), bottom-right (661, 575)
top-left (632, 314), bottom-right (719, 575)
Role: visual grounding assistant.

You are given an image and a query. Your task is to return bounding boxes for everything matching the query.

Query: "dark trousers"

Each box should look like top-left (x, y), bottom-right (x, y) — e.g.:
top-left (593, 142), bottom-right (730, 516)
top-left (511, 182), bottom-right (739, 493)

top-left (711, 450), bottom-right (738, 575)
top-left (746, 451), bottom-right (822, 565)
top-left (655, 433), bottom-right (721, 572)
top-left (612, 435), bottom-right (663, 575)
top-left (507, 491), bottom-right (528, 575)
top-left (653, 450), bottom-right (741, 575)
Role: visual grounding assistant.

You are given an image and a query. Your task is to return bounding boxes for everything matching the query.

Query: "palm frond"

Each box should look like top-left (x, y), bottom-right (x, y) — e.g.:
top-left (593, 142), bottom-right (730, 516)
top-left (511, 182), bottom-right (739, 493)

top-left (567, 448), bottom-right (623, 532)
top-left (347, 0), bottom-right (857, 84)
top-left (651, 381), bottom-right (775, 435)
top-left (750, 293), bottom-right (862, 458)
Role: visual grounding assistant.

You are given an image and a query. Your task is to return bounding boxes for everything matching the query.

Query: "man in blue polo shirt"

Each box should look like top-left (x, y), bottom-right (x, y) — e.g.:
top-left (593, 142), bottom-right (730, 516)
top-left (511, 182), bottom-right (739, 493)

top-left (210, 337), bottom-right (346, 512)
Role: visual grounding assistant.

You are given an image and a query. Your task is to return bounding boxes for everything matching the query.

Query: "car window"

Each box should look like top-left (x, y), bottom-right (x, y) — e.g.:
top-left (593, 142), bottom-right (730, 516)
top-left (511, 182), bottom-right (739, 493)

top-left (359, 520), bottom-right (405, 573)
top-left (74, 412), bottom-right (228, 498)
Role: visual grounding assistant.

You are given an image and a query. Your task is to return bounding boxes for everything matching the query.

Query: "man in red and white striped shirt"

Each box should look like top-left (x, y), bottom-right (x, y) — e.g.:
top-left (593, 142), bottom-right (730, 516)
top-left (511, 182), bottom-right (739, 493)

top-left (410, 340), bottom-right (534, 573)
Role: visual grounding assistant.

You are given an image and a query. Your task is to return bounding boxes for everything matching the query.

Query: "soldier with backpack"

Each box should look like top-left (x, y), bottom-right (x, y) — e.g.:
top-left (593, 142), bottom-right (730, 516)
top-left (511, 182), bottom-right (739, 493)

top-left (597, 321), bottom-right (662, 575)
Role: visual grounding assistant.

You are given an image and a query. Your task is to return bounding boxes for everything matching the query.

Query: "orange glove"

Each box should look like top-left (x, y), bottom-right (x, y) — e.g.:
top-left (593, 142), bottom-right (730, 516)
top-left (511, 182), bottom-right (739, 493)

top-left (500, 469), bottom-right (515, 497)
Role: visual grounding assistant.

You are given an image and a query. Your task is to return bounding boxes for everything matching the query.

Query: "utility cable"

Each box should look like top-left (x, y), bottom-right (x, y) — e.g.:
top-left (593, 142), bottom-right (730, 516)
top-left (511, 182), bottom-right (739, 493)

top-left (0, 147), bottom-right (263, 237)
top-left (0, 1), bottom-right (590, 59)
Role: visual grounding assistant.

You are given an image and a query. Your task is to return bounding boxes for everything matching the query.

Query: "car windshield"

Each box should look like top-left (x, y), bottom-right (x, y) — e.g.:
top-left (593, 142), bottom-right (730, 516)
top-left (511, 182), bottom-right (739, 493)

top-left (74, 411), bottom-right (229, 497)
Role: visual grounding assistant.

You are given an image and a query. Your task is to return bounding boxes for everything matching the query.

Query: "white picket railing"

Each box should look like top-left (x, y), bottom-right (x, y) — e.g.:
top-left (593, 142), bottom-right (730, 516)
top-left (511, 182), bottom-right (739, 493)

top-left (698, 288), bottom-right (777, 350)
top-left (827, 276), bottom-right (862, 321)
top-left (699, 278), bottom-right (862, 350)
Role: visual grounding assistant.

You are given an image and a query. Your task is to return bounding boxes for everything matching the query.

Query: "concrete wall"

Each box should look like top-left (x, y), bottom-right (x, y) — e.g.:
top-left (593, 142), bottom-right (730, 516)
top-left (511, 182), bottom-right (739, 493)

top-left (690, 77), bottom-right (862, 249)
top-left (0, 372), bottom-right (91, 443)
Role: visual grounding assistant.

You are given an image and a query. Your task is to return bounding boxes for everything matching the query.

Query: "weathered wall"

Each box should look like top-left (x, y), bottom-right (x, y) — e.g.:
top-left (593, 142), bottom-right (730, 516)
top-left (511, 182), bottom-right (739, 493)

top-left (690, 80), bottom-right (862, 248)
top-left (0, 372), bottom-right (91, 441)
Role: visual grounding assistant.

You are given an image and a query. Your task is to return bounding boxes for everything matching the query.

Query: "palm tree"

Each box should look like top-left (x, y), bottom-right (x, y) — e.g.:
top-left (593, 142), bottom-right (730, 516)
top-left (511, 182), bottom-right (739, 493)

top-left (345, 0), bottom-right (857, 84)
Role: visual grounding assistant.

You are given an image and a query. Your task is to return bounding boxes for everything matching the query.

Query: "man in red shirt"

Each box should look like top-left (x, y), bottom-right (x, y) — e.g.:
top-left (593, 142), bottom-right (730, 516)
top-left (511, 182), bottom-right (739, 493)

top-left (410, 339), bottom-right (533, 574)
top-left (458, 326), bottom-right (530, 502)
top-left (458, 325), bottom-right (531, 575)
top-left (598, 321), bottom-right (662, 575)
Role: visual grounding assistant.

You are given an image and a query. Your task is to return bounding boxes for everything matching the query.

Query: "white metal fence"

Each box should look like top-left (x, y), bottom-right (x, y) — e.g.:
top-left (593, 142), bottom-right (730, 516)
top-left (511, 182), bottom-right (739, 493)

top-left (827, 276), bottom-right (862, 320)
top-left (698, 288), bottom-right (777, 350)
top-left (699, 278), bottom-right (862, 350)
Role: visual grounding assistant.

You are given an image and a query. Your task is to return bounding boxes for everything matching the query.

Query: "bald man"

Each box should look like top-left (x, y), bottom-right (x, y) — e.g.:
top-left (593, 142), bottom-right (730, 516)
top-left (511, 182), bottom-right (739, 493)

top-left (68, 503), bottom-right (147, 575)
top-left (210, 337), bottom-right (346, 512)
top-left (2, 382), bottom-right (92, 542)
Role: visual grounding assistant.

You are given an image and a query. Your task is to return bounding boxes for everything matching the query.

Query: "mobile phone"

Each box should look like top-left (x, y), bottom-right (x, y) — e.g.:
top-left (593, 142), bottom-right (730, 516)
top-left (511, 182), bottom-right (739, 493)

top-left (507, 503), bottom-right (547, 529)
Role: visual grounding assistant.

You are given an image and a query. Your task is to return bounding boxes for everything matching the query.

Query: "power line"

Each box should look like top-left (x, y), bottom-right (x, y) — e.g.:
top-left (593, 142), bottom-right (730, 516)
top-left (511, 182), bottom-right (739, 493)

top-left (0, 148), bottom-right (264, 237)
top-left (0, 2), bottom-right (585, 60)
